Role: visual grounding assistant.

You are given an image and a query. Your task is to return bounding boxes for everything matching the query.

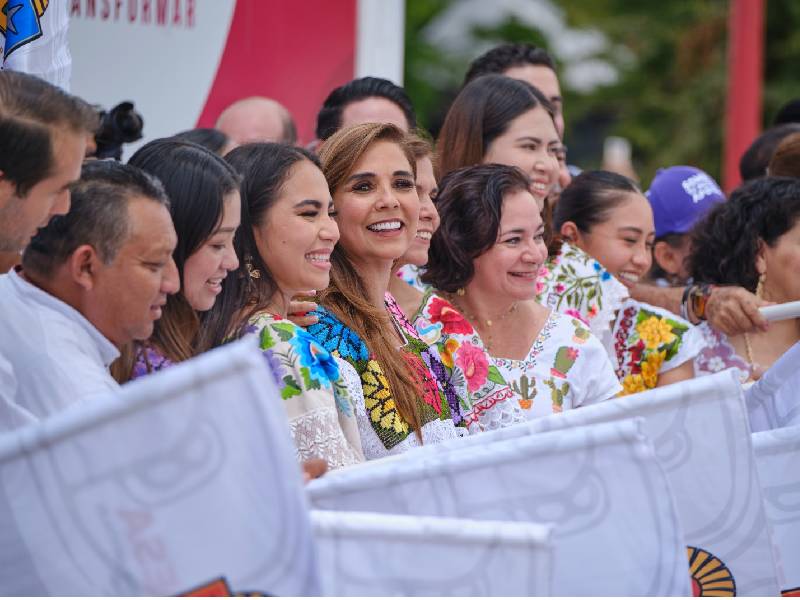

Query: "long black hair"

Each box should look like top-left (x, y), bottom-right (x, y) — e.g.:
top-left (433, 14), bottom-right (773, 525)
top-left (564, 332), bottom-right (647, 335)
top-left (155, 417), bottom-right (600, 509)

top-left (127, 138), bottom-right (240, 360)
top-left (201, 142), bottom-right (321, 348)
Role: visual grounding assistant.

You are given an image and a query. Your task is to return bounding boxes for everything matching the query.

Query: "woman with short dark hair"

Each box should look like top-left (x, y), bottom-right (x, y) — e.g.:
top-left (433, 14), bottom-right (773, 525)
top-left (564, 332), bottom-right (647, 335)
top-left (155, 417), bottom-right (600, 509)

top-left (417, 164), bottom-right (620, 432)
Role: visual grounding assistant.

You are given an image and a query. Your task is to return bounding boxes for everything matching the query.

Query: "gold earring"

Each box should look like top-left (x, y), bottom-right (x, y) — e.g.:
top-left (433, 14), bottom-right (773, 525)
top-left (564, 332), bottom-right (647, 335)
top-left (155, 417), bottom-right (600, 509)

top-left (456, 287), bottom-right (465, 296)
top-left (756, 272), bottom-right (765, 299)
top-left (245, 255), bottom-right (261, 280)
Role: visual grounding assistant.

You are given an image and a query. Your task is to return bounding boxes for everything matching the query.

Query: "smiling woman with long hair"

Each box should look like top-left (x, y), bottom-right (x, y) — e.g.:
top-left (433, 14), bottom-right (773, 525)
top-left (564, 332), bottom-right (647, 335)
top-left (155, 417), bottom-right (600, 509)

top-left (203, 142), bottom-right (364, 470)
top-left (306, 123), bottom-right (467, 459)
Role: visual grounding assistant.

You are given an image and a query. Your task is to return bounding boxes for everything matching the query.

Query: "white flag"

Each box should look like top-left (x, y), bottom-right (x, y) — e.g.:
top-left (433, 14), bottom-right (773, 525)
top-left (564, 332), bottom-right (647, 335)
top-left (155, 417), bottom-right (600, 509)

top-left (1, 0), bottom-right (71, 89)
top-left (0, 338), bottom-right (320, 596)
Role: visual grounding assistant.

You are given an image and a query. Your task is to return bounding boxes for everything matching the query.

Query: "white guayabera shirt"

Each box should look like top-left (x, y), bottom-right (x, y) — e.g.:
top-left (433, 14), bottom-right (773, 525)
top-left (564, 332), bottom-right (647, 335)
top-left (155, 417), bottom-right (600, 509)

top-left (0, 270), bottom-right (120, 428)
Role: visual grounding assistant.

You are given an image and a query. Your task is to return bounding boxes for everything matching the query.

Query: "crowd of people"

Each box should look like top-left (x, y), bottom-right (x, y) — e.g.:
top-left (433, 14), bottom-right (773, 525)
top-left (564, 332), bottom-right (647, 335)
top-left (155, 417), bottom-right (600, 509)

top-left (1, 42), bottom-right (798, 478)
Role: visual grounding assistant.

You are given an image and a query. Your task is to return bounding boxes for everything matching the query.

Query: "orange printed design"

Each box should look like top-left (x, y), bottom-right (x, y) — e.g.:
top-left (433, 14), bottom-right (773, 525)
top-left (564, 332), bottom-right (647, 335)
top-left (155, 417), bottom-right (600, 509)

top-left (687, 546), bottom-right (736, 597)
top-left (178, 576), bottom-right (266, 597)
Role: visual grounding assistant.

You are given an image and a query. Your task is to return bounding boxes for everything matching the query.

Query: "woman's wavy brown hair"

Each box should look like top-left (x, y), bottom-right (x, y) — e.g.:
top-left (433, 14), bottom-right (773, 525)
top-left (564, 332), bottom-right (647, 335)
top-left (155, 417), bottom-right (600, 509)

top-left (318, 123), bottom-right (425, 437)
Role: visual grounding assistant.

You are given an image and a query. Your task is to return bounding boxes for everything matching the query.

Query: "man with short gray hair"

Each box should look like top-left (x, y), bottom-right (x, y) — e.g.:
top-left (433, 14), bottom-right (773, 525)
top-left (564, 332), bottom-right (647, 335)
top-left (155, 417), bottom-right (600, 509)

top-left (0, 161), bottom-right (180, 427)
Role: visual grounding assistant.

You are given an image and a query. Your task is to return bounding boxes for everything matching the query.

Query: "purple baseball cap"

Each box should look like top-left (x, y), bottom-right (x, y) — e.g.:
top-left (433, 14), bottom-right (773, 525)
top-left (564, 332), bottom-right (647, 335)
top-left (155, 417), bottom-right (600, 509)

top-left (646, 166), bottom-right (725, 238)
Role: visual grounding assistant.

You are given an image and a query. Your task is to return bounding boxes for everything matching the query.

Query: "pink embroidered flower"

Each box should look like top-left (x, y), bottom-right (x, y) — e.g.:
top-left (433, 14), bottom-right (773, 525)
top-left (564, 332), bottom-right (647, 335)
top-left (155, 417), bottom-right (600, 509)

top-left (564, 309), bottom-right (589, 326)
top-left (587, 303), bottom-right (599, 318)
top-left (535, 280), bottom-right (546, 296)
top-left (455, 342), bottom-right (489, 393)
top-left (555, 282), bottom-right (566, 293)
top-left (427, 297), bottom-right (474, 334)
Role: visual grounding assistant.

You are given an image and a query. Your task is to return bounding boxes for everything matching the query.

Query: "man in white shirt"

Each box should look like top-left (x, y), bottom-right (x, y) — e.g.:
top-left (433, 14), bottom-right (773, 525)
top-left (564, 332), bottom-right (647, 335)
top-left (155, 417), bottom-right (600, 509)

top-left (0, 161), bottom-right (179, 426)
top-left (0, 71), bottom-right (99, 426)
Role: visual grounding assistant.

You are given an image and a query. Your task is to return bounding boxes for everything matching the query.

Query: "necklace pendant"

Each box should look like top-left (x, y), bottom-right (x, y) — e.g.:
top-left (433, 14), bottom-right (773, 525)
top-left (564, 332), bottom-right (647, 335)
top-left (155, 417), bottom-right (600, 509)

top-left (486, 319), bottom-right (492, 327)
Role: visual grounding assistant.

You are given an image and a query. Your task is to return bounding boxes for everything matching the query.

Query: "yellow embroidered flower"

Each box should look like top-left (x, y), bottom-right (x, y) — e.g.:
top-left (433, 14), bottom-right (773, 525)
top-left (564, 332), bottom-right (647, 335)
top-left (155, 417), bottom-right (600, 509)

top-left (440, 338), bottom-right (460, 369)
top-left (641, 350), bottom-right (666, 389)
top-left (636, 316), bottom-right (676, 350)
top-left (621, 373), bottom-right (646, 395)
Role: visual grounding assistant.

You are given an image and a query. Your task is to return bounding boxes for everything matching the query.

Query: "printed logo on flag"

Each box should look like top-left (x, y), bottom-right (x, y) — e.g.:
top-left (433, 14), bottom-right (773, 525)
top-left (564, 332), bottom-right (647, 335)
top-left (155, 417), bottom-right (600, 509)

top-left (179, 576), bottom-right (267, 597)
top-left (0, 0), bottom-right (48, 59)
top-left (687, 546), bottom-right (736, 596)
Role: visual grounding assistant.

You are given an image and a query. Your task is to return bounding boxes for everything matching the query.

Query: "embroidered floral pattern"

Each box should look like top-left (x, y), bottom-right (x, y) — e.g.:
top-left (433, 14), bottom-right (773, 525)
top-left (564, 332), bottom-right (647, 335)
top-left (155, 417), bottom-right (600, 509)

top-left (693, 322), bottom-right (751, 382)
top-left (535, 242), bottom-right (628, 344)
top-left (414, 292), bottom-right (621, 432)
top-left (307, 299), bottom-right (461, 452)
top-left (613, 301), bottom-right (692, 395)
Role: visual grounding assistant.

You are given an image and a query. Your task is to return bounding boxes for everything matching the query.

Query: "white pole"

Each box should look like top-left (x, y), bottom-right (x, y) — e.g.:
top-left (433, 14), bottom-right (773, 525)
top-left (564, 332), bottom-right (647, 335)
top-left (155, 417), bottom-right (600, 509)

top-left (356, 0), bottom-right (405, 84)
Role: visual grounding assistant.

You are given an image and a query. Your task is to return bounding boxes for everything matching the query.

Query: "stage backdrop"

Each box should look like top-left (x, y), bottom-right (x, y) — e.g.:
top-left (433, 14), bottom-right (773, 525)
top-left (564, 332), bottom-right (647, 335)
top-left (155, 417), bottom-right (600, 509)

top-left (68, 0), bottom-right (404, 151)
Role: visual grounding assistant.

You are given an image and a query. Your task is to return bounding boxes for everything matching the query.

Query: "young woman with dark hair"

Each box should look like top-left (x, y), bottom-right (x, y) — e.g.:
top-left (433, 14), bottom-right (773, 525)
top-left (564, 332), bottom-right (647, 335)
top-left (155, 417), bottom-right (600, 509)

top-left (436, 74), bottom-right (561, 209)
top-left (417, 164), bottom-right (620, 432)
top-left (114, 139), bottom-right (241, 380)
top-left (690, 177), bottom-right (800, 381)
top-left (203, 142), bottom-right (365, 470)
top-left (544, 170), bottom-right (701, 394)
top-left (305, 122), bottom-right (466, 458)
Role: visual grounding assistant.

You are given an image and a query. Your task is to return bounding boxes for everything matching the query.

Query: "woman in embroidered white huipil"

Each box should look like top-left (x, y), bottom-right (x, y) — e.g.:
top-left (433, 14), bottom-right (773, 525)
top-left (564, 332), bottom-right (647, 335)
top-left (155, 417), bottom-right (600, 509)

top-left (547, 170), bottom-right (701, 395)
top-left (204, 143), bottom-right (364, 470)
top-left (418, 164), bottom-right (620, 434)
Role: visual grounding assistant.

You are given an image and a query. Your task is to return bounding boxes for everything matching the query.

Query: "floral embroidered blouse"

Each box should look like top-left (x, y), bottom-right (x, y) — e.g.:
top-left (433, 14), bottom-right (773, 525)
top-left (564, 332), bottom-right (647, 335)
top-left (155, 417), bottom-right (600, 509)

top-left (611, 300), bottom-right (703, 395)
top-left (693, 322), bottom-right (752, 383)
top-left (131, 345), bottom-right (175, 379)
top-left (306, 295), bottom-right (464, 459)
top-left (396, 264), bottom-right (430, 294)
top-left (243, 313), bottom-right (365, 469)
top-left (535, 241), bottom-right (629, 348)
top-left (412, 291), bottom-right (622, 434)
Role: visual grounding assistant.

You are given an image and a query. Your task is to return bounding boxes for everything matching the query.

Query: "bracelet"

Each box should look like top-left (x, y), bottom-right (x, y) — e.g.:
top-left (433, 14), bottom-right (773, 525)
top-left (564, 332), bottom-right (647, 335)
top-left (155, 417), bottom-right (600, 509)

top-left (680, 284), bottom-right (696, 321)
top-left (691, 284), bottom-right (715, 322)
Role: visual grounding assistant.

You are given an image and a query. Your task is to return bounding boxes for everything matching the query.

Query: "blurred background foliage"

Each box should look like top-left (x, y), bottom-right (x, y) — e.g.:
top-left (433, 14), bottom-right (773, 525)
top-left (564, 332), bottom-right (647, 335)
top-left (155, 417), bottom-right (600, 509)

top-left (404, 0), bottom-right (800, 187)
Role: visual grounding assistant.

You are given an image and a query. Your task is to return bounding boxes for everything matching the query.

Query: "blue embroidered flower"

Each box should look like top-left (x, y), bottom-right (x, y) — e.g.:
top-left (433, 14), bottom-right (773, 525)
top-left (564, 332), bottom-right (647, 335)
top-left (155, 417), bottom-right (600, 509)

top-left (307, 308), bottom-right (370, 362)
top-left (290, 327), bottom-right (340, 387)
top-left (261, 348), bottom-right (285, 390)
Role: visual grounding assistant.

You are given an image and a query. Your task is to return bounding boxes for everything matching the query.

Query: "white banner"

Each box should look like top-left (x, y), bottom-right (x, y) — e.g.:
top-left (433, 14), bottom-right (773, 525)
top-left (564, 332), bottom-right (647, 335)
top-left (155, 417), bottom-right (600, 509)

top-left (415, 369), bottom-right (781, 596)
top-left (746, 341), bottom-right (800, 432)
top-left (312, 510), bottom-right (554, 596)
top-left (752, 423), bottom-right (800, 595)
top-left (309, 418), bottom-right (690, 596)
top-left (0, 338), bottom-right (320, 596)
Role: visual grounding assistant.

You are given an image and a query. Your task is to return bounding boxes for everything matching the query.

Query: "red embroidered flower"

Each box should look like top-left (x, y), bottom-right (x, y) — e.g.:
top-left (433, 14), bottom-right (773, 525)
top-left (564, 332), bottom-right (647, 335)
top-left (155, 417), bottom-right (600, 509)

top-left (403, 352), bottom-right (442, 413)
top-left (427, 297), bottom-right (474, 334)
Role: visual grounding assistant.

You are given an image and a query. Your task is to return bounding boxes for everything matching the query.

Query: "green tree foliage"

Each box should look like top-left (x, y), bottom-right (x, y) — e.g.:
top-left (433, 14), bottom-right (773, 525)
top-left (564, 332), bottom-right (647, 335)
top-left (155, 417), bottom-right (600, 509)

top-left (404, 0), bottom-right (800, 187)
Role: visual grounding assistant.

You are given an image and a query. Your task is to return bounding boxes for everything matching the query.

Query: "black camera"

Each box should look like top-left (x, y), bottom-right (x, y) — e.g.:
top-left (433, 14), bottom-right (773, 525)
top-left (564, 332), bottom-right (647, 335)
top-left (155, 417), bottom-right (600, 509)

top-left (93, 101), bottom-right (144, 160)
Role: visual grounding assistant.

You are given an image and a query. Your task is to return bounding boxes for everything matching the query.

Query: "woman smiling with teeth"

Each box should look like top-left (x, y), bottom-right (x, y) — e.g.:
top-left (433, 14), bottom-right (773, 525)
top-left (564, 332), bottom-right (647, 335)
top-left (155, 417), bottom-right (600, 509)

top-left (205, 143), bottom-right (365, 470)
top-left (549, 171), bottom-right (702, 395)
top-left (114, 139), bottom-right (241, 381)
top-left (418, 164), bottom-right (620, 432)
top-left (307, 123), bottom-right (467, 459)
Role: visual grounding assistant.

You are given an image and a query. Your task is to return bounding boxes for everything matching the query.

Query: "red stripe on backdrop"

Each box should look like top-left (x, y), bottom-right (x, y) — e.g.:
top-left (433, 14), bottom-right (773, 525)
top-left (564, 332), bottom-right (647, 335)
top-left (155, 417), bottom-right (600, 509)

top-left (196, 0), bottom-right (357, 145)
top-left (722, 0), bottom-right (764, 193)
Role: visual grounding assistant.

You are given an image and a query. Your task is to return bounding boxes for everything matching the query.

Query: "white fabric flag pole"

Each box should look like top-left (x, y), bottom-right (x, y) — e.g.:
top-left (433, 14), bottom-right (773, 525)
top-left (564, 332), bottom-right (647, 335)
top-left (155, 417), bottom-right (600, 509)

top-left (0, 0), bottom-right (71, 89)
top-left (408, 369), bottom-right (781, 596)
top-left (746, 340), bottom-right (800, 432)
top-left (312, 510), bottom-right (554, 596)
top-left (0, 338), bottom-right (320, 596)
top-left (752, 423), bottom-right (800, 595)
top-left (310, 418), bottom-right (690, 596)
